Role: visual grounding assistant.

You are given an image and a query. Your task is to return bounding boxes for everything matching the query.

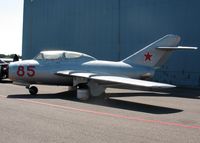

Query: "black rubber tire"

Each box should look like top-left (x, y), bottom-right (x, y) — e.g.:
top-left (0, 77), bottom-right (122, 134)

top-left (29, 86), bottom-right (38, 95)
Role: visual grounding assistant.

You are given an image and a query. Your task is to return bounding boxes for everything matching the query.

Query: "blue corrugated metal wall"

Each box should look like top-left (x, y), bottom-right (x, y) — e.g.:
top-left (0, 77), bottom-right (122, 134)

top-left (23, 0), bottom-right (120, 60)
top-left (119, 0), bottom-right (200, 87)
top-left (22, 0), bottom-right (200, 87)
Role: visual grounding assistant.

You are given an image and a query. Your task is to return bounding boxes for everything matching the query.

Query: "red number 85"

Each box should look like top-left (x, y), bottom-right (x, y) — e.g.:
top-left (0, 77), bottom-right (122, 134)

top-left (17, 66), bottom-right (35, 77)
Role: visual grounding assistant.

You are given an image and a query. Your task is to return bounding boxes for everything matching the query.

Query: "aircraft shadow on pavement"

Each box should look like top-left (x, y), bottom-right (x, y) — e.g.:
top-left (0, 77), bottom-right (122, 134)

top-left (108, 87), bottom-right (200, 99)
top-left (108, 92), bottom-right (200, 99)
top-left (7, 90), bottom-right (183, 114)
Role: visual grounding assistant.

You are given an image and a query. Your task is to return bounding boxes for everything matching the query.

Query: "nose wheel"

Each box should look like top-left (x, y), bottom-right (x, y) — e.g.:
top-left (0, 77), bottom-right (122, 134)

top-left (27, 86), bottom-right (38, 95)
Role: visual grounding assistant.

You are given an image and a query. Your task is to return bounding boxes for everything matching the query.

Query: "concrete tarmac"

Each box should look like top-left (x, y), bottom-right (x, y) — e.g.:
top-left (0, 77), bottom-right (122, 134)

top-left (0, 82), bottom-right (200, 143)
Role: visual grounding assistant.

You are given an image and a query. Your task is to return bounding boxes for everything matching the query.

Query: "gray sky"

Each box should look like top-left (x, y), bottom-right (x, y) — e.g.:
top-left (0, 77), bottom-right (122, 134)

top-left (0, 0), bottom-right (23, 55)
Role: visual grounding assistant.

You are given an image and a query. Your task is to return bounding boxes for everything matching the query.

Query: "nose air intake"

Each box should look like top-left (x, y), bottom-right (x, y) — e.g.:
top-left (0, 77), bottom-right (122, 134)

top-left (8, 62), bottom-right (17, 80)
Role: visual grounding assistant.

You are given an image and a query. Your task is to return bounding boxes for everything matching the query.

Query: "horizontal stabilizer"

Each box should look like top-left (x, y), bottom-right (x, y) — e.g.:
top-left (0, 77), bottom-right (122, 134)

top-left (157, 46), bottom-right (198, 50)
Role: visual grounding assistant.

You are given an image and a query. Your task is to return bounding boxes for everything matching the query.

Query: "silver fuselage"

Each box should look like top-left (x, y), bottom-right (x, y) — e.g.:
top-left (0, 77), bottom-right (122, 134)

top-left (9, 58), bottom-right (155, 86)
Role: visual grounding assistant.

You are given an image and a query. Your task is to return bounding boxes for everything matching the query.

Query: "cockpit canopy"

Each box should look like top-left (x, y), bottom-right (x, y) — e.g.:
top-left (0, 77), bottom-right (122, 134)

top-left (34, 50), bottom-right (96, 61)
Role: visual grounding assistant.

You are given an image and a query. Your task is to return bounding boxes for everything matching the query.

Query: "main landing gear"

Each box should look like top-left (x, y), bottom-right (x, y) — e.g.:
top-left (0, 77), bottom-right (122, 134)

top-left (25, 83), bottom-right (102, 101)
top-left (26, 86), bottom-right (38, 95)
top-left (76, 84), bottom-right (90, 101)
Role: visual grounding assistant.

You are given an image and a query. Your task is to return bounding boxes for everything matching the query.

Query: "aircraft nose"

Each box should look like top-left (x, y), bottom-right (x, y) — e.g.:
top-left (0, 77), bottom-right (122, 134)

top-left (8, 62), bottom-right (18, 80)
top-left (8, 60), bottom-right (39, 81)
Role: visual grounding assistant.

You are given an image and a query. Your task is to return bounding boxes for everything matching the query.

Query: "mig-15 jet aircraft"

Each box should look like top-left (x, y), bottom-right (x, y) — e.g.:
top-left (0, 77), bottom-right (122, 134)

top-left (9, 34), bottom-right (197, 100)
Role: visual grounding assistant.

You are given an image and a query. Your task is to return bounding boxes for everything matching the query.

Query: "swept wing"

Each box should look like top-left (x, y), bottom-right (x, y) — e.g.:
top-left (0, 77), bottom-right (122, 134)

top-left (56, 70), bottom-right (175, 89)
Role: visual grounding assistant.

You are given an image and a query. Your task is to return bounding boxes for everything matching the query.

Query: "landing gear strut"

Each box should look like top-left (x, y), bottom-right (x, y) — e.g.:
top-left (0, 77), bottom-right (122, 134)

top-left (26, 86), bottom-right (38, 95)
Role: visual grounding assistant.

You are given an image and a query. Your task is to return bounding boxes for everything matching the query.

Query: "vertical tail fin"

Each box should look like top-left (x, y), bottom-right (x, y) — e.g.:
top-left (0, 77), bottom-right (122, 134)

top-left (122, 34), bottom-right (181, 68)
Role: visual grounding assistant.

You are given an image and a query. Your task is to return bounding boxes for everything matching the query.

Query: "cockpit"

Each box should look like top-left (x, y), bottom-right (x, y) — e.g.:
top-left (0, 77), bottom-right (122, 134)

top-left (34, 50), bottom-right (96, 61)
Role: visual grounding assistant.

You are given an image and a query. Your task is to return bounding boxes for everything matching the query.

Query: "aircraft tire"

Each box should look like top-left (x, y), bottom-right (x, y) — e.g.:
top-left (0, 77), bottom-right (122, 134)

top-left (29, 86), bottom-right (38, 95)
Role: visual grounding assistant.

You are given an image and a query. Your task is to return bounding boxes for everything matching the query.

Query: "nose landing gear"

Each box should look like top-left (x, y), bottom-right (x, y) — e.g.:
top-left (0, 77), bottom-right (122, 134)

top-left (26, 86), bottom-right (38, 95)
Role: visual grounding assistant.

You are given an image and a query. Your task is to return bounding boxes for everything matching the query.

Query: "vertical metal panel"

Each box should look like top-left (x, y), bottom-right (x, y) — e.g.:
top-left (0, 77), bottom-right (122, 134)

top-left (23, 0), bottom-right (119, 60)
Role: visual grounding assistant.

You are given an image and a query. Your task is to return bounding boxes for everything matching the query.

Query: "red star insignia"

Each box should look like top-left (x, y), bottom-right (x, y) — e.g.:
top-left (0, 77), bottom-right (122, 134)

top-left (144, 52), bottom-right (152, 61)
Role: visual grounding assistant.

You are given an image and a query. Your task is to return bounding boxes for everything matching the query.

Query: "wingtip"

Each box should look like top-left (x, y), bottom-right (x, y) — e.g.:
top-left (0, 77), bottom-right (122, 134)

top-left (153, 83), bottom-right (176, 89)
